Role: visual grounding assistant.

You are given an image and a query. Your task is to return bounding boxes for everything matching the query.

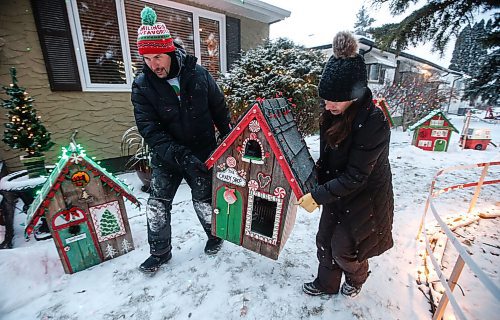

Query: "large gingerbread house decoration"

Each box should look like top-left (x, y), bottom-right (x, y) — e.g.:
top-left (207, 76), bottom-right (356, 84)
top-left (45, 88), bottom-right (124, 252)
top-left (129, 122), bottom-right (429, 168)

top-left (408, 110), bottom-right (458, 152)
top-left (25, 143), bottom-right (139, 274)
top-left (205, 98), bottom-right (317, 260)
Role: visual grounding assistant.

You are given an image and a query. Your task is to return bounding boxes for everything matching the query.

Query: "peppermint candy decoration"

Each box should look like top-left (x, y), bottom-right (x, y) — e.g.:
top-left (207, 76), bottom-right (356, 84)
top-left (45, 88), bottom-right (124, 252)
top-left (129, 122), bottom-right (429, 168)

top-left (273, 187), bottom-right (286, 198)
top-left (226, 156), bottom-right (236, 168)
top-left (250, 133), bottom-right (257, 140)
top-left (248, 180), bottom-right (258, 190)
top-left (249, 120), bottom-right (261, 132)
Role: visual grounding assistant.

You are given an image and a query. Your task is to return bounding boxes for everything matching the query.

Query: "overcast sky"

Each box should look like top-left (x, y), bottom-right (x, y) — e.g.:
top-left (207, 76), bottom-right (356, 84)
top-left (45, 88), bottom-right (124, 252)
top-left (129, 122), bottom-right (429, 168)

top-left (264, 0), bottom-right (494, 68)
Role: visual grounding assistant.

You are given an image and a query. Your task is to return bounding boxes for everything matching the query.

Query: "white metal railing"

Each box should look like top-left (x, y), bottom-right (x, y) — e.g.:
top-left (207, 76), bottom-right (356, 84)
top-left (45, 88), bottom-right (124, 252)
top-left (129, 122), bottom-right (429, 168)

top-left (417, 161), bottom-right (500, 320)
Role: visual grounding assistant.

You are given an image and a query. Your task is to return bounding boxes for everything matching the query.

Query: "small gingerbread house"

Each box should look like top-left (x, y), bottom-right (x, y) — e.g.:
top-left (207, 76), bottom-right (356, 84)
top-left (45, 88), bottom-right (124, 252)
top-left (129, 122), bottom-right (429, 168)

top-left (408, 110), bottom-right (458, 152)
top-left (373, 98), bottom-right (395, 127)
top-left (205, 98), bottom-right (317, 260)
top-left (25, 143), bottom-right (139, 274)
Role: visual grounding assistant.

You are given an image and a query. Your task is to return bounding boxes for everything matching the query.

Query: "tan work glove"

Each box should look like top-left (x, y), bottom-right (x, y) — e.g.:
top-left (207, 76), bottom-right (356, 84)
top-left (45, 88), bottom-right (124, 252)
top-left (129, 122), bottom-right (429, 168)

top-left (298, 193), bottom-right (319, 213)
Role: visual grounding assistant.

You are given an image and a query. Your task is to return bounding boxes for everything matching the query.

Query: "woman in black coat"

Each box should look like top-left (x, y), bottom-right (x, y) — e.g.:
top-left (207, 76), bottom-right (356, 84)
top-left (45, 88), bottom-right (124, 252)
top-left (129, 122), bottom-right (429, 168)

top-left (298, 31), bottom-right (394, 298)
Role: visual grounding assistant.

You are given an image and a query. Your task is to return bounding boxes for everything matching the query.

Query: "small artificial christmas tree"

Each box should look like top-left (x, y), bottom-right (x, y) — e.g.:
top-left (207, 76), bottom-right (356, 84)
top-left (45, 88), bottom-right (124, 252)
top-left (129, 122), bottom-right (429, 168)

top-left (2, 67), bottom-right (54, 176)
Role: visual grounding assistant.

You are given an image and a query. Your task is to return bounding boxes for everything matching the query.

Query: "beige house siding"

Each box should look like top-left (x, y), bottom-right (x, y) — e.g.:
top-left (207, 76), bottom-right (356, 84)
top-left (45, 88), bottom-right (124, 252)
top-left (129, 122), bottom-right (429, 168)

top-left (0, 0), bottom-right (270, 172)
top-left (0, 0), bottom-right (133, 171)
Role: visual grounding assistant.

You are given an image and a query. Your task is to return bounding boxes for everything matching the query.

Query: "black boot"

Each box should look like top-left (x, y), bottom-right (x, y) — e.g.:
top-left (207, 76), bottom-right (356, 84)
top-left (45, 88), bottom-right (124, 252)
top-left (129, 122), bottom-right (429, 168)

top-left (302, 279), bottom-right (334, 296)
top-left (204, 237), bottom-right (223, 255)
top-left (139, 252), bottom-right (172, 274)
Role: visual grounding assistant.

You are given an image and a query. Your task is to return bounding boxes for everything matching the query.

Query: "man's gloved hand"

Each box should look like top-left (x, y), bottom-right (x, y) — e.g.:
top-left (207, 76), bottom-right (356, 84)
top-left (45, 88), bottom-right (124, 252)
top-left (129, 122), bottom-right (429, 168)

top-left (298, 193), bottom-right (319, 213)
top-left (174, 146), bottom-right (208, 174)
top-left (183, 154), bottom-right (209, 174)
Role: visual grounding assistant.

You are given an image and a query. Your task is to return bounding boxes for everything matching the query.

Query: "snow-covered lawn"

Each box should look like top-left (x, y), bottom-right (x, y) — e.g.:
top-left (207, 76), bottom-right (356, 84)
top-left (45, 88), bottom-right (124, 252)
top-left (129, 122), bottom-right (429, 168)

top-left (0, 115), bottom-right (498, 320)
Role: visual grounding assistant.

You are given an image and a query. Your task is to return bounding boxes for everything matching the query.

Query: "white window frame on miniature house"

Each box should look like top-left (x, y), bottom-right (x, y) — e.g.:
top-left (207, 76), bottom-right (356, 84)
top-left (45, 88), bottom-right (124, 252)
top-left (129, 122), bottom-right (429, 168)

top-left (430, 119), bottom-right (445, 126)
top-left (431, 129), bottom-right (448, 138)
top-left (66, 0), bottom-right (227, 92)
top-left (418, 140), bottom-right (432, 147)
top-left (244, 190), bottom-right (283, 246)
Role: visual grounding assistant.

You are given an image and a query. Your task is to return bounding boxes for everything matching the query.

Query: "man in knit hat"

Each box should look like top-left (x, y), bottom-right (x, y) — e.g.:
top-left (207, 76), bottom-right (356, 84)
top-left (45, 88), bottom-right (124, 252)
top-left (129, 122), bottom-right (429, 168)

top-left (131, 6), bottom-right (231, 274)
top-left (298, 31), bottom-right (394, 297)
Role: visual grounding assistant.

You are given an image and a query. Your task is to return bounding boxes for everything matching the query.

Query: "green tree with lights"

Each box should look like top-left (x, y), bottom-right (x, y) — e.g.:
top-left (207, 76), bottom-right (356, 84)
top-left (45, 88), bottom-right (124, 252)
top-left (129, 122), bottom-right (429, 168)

top-left (2, 67), bottom-right (54, 157)
top-left (218, 38), bottom-right (325, 135)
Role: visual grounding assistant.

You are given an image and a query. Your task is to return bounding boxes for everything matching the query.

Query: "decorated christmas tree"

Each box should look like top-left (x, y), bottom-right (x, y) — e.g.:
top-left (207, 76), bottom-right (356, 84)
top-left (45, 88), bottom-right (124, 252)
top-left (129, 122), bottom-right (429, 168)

top-left (100, 209), bottom-right (121, 236)
top-left (2, 67), bottom-right (54, 157)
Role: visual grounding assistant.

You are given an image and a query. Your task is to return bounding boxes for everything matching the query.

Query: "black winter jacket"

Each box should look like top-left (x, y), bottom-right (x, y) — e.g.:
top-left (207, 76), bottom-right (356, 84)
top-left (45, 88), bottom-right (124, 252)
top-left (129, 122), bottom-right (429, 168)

top-left (311, 89), bottom-right (394, 261)
top-left (131, 49), bottom-right (231, 167)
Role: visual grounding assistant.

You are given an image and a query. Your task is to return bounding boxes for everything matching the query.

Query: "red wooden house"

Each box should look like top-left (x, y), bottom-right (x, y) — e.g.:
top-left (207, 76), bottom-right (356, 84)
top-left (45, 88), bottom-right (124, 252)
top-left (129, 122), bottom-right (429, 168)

top-left (408, 110), bottom-right (458, 152)
top-left (25, 143), bottom-right (139, 274)
top-left (205, 98), bottom-right (317, 260)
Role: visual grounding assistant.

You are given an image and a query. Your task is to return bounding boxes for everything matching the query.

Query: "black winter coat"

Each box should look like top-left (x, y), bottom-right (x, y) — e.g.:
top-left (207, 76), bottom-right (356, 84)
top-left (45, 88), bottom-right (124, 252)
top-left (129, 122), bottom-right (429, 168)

top-left (131, 49), bottom-right (231, 167)
top-left (311, 89), bottom-right (394, 262)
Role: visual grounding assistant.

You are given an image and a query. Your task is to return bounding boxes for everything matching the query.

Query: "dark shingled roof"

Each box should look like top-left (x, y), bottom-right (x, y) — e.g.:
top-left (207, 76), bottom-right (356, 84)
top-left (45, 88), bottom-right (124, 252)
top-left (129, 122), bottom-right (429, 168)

top-left (259, 98), bottom-right (317, 194)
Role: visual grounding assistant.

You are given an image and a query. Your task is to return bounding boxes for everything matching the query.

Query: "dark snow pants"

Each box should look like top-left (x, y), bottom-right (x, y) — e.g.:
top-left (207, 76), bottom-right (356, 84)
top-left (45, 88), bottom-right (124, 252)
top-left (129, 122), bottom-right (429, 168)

top-left (146, 164), bottom-right (216, 256)
top-left (315, 209), bottom-right (369, 293)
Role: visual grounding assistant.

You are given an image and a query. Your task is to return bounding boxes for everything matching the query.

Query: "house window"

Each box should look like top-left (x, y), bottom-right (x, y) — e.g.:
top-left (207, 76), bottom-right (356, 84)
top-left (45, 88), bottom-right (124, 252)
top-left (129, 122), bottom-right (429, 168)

top-left (66, 0), bottom-right (226, 91)
top-left (430, 119), bottom-right (444, 126)
top-left (242, 138), bottom-right (264, 164)
top-left (251, 196), bottom-right (277, 238)
top-left (245, 190), bottom-right (283, 245)
top-left (418, 140), bottom-right (432, 147)
top-left (431, 130), bottom-right (448, 138)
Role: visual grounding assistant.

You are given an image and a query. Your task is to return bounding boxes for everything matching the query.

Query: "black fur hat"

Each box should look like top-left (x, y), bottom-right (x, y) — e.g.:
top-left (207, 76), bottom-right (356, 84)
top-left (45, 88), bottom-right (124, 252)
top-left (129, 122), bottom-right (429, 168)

top-left (318, 31), bottom-right (367, 102)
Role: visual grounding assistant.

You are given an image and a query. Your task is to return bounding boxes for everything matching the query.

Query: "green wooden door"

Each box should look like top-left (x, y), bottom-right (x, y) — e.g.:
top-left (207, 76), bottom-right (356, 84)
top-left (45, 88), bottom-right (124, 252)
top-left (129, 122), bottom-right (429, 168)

top-left (216, 187), bottom-right (243, 244)
top-left (433, 139), bottom-right (447, 152)
top-left (58, 223), bottom-right (101, 273)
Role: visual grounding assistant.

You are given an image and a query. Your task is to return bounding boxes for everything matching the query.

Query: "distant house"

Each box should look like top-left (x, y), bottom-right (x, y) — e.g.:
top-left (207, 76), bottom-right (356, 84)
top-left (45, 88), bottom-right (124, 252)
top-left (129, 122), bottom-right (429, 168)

top-left (205, 98), bottom-right (316, 260)
top-left (0, 0), bottom-right (290, 172)
top-left (312, 36), bottom-right (467, 123)
top-left (408, 110), bottom-right (458, 152)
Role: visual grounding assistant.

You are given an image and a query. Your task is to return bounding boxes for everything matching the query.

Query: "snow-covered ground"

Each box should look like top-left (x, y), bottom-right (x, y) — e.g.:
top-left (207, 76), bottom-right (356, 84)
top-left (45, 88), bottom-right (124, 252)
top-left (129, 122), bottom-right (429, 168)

top-left (0, 115), bottom-right (498, 320)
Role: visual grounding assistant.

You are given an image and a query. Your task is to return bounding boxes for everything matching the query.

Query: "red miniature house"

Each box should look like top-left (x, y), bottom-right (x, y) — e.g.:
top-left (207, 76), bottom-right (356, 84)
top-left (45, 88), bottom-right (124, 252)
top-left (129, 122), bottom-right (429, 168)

top-left (205, 98), bottom-right (317, 260)
top-left (408, 110), bottom-right (458, 152)
top-left (373, 98), bottom-right (395, 127)
top-left (25, 143), bottom-right (139, 274)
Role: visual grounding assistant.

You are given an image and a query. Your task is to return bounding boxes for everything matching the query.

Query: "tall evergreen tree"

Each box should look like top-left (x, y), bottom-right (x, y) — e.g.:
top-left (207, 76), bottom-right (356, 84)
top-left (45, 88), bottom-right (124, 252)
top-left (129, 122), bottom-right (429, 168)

top-left (218, 38), bottom-right (325, 135)
top-left (354, 5), bottom-right (375, 36)
top-left (449, 20), bottom-right (488, 77)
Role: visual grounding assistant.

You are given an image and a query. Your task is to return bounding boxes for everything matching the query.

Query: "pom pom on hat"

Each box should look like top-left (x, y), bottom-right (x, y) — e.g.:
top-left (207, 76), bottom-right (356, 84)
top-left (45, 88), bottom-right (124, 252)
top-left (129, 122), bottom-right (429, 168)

top-left (137, 6), bottom-right (175, 55)
top-left (141, 6), bottom-right (157, 26)
top-left (318, 31), bottom-right (367, 102)
top-left (332, 31), bottom-right (359, 59)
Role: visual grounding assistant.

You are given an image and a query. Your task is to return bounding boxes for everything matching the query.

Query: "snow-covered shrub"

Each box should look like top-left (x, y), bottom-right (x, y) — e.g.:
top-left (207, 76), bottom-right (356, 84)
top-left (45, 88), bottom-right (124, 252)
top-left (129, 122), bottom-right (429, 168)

top-left (219, 38), bottom-right (326, 135)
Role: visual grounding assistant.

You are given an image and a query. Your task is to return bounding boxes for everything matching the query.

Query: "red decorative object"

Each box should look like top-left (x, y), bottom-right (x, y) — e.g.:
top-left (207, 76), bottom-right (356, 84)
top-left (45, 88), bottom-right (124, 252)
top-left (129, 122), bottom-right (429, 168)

top-left (273, 187), bottom-right (286, 198)
top-left (205, 98), bottom-right (316, 260)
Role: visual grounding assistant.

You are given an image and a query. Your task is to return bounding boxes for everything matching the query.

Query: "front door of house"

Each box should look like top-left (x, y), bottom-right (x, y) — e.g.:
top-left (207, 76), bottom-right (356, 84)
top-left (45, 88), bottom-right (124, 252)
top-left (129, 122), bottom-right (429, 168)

top-left (434, 139), bottom-right (447, 152)
top-left (58, 222), bottom-right (101, 273)
top-left (215, 186), bottom-right (243, 244)
top-left (53, 208), bottom-right (101, 273)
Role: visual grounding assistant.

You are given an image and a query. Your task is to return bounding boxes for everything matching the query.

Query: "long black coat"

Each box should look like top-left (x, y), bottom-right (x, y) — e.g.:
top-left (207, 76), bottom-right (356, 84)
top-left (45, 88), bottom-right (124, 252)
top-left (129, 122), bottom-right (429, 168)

top-left (131, 49), bottom-right (231, 167)
top-left (311, 89), bottom-right (394, 261)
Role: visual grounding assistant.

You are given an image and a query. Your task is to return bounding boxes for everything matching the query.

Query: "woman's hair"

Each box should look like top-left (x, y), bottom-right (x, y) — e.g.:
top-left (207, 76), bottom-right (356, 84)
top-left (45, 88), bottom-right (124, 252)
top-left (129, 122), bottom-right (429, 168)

top-left (321, 101), bottom-right (360, 146)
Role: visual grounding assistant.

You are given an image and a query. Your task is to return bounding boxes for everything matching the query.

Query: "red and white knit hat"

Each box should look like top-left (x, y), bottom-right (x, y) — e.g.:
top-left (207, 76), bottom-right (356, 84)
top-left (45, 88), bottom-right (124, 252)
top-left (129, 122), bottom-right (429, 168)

top-left (137, 6), bottom-right (175, 55)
